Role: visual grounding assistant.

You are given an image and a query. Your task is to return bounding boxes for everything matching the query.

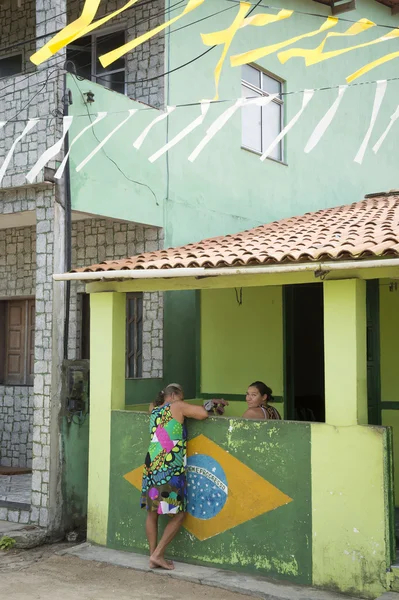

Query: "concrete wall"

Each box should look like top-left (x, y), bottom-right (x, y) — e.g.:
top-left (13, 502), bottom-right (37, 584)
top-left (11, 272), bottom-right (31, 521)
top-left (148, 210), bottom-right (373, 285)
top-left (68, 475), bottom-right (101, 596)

top-left (102, 411), bottom-right (392, 598)
top-left (0, 223), bottom-right (36, 468)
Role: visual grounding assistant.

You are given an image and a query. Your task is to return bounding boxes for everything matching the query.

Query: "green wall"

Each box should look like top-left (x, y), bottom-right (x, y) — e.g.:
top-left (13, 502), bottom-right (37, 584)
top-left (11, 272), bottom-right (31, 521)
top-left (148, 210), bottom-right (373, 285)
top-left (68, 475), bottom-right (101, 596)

top-left (200, 287), bottom-right (283, 397)
top-left (108, 411), bottom-right (312, 583)
top-left (380, 282), bottom-right (399, 505)
top-left (62, 416), bottom-right (89, 530)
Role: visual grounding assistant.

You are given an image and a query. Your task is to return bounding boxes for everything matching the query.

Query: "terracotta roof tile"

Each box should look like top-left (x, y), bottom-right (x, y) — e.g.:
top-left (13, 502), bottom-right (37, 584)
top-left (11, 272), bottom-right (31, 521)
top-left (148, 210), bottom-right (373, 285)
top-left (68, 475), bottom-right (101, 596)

top-left (72, 193), bottom-right (399, 273)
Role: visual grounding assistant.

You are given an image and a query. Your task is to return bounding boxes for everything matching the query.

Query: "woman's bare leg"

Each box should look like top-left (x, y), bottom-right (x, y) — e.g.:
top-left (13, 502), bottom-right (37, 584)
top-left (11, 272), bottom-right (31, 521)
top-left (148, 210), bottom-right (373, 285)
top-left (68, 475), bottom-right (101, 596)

top-left (146, 511), bottom-right (158, 555)
top-left (150, 512), bottom-right (185, 570)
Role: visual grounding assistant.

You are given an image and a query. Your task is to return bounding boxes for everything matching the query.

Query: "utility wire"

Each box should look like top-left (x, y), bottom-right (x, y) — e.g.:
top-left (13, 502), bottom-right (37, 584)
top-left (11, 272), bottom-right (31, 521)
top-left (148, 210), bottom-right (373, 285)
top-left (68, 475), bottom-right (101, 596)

top-left (73, 74), bottom-right (160, 206)
top-left (3, 73), bottom-right (399, 123)
top-left (225, 0), bottom-right (399, 30)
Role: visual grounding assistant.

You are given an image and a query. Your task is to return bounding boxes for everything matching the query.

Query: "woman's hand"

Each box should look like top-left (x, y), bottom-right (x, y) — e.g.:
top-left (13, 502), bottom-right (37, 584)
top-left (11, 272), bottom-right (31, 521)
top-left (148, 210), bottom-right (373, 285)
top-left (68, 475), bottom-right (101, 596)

top-left (204, 399), bottom-right (229, 415)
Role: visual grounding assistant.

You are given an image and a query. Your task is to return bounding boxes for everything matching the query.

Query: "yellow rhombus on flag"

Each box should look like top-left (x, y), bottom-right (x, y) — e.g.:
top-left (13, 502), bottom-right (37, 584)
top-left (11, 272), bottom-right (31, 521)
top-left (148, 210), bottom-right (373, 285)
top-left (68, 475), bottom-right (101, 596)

top-left (124, 434), bottom-right (292, 541)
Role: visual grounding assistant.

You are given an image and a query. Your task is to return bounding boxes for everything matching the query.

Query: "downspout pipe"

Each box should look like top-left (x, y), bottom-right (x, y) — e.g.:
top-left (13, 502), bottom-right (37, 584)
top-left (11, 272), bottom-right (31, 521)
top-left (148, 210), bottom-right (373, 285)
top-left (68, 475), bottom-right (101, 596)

top-left (53, 257), bottom-right (399, 282)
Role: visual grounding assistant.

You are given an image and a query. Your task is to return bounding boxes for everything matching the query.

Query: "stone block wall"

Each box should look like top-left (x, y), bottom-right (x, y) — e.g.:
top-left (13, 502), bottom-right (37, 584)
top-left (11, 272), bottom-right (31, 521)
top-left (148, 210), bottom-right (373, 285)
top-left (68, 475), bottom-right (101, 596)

top-left (67, 0), bottom-right (165, 107)
top-left (0, 220), bottom-right (36, 468)
top-left (69, 218), bottom-right (163, 379)
top-left (0, 0), bottom-right (36, 73)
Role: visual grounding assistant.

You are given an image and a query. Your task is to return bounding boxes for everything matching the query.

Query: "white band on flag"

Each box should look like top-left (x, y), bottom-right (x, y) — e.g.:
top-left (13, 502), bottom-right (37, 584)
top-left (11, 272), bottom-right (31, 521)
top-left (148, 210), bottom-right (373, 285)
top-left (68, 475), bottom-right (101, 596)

top-left (76, 109), bottom-right (137, 172)
top-left (133, 106), bottom-right (176, 150)
top-left (55, 112), bottom-right (107, 179)
top-left (304, 86), bottom-right (347, 154)
top-left (188, 95), bottom-right (277, 163)
top-left (260, 89), bottom-right (314, 162)
top-left (26, 116), bottom-right (73, 183)
top-left (372, 104), bottom-right (399, 154)
top-left (354, 80), bottom-right (387, 165)
top-left (0, 119), bottom-right (39, 185)
top-left (149, 101), bottom-right (211, 163)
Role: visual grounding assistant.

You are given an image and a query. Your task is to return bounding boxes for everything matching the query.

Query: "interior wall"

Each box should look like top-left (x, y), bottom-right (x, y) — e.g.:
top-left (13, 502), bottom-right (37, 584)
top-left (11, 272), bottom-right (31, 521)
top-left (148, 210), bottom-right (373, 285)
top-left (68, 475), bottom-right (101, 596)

top-left (380, 281), bottom-right (399, 505)
top-left (200, 287), bottom-right (283, 398)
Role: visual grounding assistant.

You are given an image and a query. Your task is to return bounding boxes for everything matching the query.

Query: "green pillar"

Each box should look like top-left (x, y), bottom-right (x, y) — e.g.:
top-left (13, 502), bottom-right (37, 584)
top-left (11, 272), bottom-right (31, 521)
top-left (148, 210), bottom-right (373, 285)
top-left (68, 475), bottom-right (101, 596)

top-left (87, 292), bottom-right (126, 545)
top-left (323, 279), bottom-right (367, 426)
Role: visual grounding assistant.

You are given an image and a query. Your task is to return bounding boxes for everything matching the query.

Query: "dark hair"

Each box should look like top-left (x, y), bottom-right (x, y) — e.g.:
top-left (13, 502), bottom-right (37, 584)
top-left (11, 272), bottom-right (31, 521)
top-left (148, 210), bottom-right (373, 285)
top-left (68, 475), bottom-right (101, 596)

top-left (249, 381), bottom-right (273, 404)
top-left (155, 383), bottom-right (183, 406)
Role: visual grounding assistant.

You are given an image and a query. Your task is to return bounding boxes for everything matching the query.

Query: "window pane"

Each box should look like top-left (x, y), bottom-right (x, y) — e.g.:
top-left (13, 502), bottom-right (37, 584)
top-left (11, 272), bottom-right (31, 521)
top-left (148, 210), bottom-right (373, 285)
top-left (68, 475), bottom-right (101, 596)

top-left (262, 73), bottom-right (282, 96)
top-left (242, 64), bottom-right (260, 88)
top-left (262, 100), bottom-right (283, 160)
top-left (96, 31), bottom-right (125, 74)
top-left (67, 38), bottom-right (92, 81)
top-left (242, 84), bottom-right (262, 152)
top-left (0, 54), bottom-right (22, 78)
top-left (95, 70), bottom-right (125, 94)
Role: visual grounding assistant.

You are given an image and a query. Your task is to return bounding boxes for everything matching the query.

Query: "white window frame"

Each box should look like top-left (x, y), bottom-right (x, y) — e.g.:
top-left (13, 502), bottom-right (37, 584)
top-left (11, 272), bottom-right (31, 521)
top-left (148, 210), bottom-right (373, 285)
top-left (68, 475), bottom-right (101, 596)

top-left (68, 25), bottom-right (126, 94)
top-left (241, 64), bottom-right (285, 163)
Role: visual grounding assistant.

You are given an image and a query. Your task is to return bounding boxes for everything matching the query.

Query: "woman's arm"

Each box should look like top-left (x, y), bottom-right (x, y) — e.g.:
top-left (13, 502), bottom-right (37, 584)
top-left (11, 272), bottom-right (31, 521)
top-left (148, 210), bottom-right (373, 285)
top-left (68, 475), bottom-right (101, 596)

top-left (148, 403), bottom-right (154, 413)
top-left (180, 402), bottom-right (209, 421)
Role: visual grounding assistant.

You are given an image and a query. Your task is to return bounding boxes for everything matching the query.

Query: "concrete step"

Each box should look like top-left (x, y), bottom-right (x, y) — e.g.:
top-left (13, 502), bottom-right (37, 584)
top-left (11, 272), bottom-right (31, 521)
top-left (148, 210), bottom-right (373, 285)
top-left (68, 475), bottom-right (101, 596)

top-left (62, 543), bottom-right (360, 600)
top-left (0, 520), bottom-right (46, 549)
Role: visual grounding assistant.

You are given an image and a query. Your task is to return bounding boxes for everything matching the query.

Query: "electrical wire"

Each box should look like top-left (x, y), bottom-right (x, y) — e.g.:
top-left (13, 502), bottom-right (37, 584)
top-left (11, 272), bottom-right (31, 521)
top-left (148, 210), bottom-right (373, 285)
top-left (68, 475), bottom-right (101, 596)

top-left (73, 74), bottom-right (160, 205)
top-left (225, 0), bottom-right (399, 30)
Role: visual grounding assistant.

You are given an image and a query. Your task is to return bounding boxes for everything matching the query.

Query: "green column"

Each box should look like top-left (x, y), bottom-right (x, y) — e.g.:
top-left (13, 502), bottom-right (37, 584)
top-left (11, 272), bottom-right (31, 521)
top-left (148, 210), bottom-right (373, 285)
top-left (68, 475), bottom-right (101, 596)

top-left (323, 279), bottom-right (367, 426)
top-left (87, 292), bottom-right (126, 545)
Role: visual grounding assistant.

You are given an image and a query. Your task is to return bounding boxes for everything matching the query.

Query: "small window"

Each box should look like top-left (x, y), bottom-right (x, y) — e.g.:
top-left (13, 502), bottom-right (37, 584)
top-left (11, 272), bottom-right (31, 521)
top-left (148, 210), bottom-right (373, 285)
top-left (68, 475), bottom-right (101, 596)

top-left (241, 64), bottom-right (284, 162)
top-left (0, 299), bottom-right (35, 385)
top-left (126, 293), bottom-right (143, 379)
top-left (67, 29), bottom-right (126, 94)
top-left (0, 54), bottom-right (22, 79)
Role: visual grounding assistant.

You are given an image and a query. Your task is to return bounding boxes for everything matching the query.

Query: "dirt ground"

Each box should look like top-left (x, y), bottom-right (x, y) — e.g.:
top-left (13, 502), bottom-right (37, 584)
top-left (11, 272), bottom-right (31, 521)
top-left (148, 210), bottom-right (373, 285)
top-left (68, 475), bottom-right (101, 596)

top-left (0, 543), bottom-right (258, 600)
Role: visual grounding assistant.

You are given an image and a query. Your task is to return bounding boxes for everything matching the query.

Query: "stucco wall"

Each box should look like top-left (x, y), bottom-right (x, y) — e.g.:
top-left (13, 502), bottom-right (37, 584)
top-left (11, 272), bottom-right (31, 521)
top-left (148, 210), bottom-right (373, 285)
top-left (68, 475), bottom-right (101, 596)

top-left (102, 412), bottom-right (392, 598)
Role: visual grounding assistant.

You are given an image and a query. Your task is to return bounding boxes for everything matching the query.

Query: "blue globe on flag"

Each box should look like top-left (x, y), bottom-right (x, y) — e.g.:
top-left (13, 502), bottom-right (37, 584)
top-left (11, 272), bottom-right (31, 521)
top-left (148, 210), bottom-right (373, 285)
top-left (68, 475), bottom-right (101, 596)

top-left (187, 454), bottom-right (228, 520)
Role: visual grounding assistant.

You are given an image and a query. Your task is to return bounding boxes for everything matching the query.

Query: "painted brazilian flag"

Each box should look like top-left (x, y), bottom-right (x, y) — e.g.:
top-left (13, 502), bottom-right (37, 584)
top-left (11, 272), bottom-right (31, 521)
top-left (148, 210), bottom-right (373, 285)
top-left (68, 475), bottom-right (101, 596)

top-left (108, 413), bottom-right (312, 584)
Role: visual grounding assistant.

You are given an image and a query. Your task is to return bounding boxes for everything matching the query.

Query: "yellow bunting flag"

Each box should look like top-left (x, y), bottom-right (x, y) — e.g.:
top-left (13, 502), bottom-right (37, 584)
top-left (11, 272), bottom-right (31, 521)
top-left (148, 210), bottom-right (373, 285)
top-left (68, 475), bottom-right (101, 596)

top-left (31, 0), bottom-right (102, 65)
top-left (99, 0), bottom-right (205, 69)
top-left (347, 43), bottom-right (399, 83)
top-left (201, 1), bottom-right (251, 101)
top-left (231, 16), bottom-right (337, 67)
top-left (278, 18), bottom-right (376, 66)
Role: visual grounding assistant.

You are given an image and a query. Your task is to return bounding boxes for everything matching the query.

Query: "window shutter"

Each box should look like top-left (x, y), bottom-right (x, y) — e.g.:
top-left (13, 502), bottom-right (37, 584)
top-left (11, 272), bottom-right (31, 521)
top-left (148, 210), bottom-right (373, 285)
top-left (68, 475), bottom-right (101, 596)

top-left (5, 300), bottom-right (26, 385)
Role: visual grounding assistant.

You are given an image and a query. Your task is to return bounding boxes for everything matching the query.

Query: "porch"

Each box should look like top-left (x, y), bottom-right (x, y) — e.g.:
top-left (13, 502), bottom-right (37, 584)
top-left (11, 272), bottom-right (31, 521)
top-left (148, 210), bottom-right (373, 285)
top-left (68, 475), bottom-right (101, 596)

top-left (54, 193), bottom-right (399, 598)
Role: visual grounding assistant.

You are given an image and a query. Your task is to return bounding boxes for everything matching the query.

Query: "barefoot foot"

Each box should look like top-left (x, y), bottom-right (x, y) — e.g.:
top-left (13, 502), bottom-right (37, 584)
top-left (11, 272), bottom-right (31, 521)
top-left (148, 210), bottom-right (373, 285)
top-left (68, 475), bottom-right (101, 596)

top-left (150, 555), bottom-right (175, 570)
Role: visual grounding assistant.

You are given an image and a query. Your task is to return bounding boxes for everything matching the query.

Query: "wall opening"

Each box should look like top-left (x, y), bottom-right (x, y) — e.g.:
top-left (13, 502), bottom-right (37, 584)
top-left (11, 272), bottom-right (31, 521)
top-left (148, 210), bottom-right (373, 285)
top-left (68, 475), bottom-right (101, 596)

top-left (285, 283), bottom-right (325, 422)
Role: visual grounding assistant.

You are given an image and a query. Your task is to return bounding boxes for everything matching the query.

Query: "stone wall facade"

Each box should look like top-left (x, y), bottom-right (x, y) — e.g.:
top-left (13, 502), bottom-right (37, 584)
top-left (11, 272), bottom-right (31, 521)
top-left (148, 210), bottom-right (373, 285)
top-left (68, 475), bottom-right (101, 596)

top-left (0, 0), bottom-right (36, 74)
top-left (67, 0), bottom-right (165, 107)
top-left (0, 222), bottom-right (36, 468)
top-left (69, 218), bottom-right (163, 379)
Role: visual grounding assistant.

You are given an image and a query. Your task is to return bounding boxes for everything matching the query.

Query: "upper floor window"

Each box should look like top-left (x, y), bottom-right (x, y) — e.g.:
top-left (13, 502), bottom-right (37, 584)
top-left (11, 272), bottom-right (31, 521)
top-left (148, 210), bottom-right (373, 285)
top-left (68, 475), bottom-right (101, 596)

top-left (0, 299), bottom-right (35, 386)
top-left (241, 64), bottom-right (284, 162)
top-left (67, 28), bottom-right (126, 94)
top-left (0, 54), bottom-right (22, 79)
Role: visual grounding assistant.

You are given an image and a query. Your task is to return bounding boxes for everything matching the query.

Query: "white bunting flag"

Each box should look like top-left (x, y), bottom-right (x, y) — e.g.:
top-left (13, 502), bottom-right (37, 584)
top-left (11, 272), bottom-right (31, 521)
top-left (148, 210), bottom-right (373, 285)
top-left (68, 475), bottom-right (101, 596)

top-left (260, 89), bottom-right (314, 162)
top-left (188, 95), bottom-right (278, 163)
top-left (76, 109), bottom-right (137, 172)
top-left (0, 119), bottom-right (39, 185)
top-left (354, 80), bottom-right (387, 165)
top-left (149, 101), bottom-right (211, 163)
top-left (55, 112), bottom-right (107, 179)
top-left (304, 86), bottom-right (347, 153)
top-left (26, 116), bottom-right (73, 183)
top-left (372, 104), bottom-right (399, 154)
top-left (133, 106), bottom-right (176, 150)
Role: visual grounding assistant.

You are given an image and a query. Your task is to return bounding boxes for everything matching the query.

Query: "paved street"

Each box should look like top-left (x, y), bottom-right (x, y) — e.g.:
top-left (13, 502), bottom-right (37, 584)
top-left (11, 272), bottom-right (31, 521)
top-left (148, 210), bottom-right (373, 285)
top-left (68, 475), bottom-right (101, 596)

top-left (0, 475), bottom-right (31, 505)
top-left (0, 543), bottom-right (260, 600)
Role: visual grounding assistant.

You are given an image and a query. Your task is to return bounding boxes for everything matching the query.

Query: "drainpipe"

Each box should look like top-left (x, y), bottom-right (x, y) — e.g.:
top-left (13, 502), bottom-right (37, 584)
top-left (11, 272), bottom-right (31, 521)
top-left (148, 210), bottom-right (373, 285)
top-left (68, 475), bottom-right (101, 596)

top-left (62, 71), bottom-right (73, 359)
top-left (53, 257), bottom-right (399, 282)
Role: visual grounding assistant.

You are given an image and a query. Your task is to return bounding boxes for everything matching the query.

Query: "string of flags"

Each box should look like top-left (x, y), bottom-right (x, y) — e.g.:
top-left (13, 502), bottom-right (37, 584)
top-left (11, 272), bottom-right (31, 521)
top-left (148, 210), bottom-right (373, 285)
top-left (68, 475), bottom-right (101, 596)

top-left (29, 0), bottom-right (399, 101)
top-left (0, 78), bottom-right (397, 187)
